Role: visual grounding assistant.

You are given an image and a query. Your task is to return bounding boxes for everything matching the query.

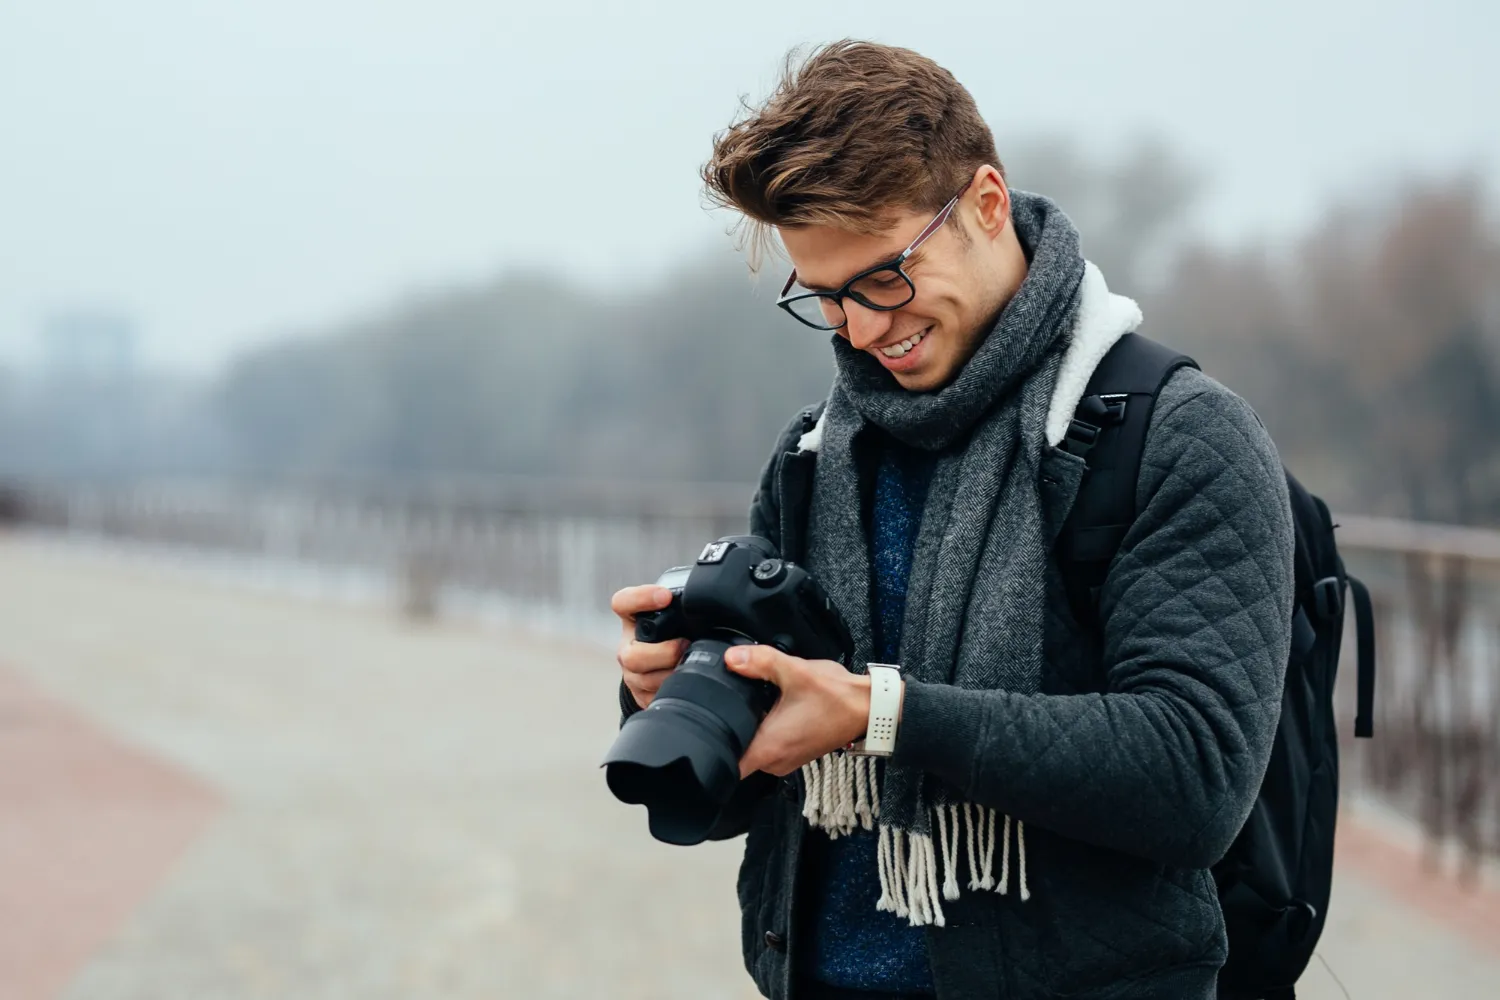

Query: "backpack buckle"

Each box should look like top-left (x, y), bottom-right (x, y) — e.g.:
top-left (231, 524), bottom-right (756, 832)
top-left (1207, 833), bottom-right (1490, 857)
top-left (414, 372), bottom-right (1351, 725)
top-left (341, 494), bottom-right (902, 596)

top-left (1077, 394), bottom-right (1129, 426)
top-left (1313, 576), bottom-right (1343, 623)
top-left (1063, 395), bottom-right (1129, 457)
top-left (1063, 418), bottom-right (1101, 455)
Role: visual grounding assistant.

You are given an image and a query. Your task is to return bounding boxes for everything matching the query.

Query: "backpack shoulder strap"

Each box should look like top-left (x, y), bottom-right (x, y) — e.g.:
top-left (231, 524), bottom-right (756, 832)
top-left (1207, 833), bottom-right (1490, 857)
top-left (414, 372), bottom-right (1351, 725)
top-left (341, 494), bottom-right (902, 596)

top-left (1349, 573), bottom-right (1376, 738)
top-left (774, 400), bottom-right (826, 565)
top-left (1057, 333), bottom-right (1199, 620)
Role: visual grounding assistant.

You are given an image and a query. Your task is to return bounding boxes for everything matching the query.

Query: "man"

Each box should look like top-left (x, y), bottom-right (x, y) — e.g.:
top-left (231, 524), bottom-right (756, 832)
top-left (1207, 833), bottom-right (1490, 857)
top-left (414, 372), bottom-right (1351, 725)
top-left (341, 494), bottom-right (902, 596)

top-left (613, 41), bottom-right (1294, 1000)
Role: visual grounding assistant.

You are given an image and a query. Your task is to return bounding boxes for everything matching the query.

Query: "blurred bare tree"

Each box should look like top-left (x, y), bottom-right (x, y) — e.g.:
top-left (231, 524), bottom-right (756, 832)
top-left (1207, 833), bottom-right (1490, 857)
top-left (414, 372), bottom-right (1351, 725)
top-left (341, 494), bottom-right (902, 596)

top-left (212, 259), bottom-right (839, 485)
top-left (1004, 134), bottom-right (1203, 298)
top-left (1153, 177), bottom-right (1500, 525)
top-left (1300, 179), bottom-right (1500, 524)
top-left (203, 136), bottom-right (1204, 488)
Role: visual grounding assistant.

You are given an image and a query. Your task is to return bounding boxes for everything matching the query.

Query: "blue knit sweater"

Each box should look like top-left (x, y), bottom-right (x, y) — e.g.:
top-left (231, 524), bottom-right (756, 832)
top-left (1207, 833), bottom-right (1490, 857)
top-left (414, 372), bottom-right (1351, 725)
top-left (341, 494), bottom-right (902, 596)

top-left (802, 434), bottom-right (938, 993)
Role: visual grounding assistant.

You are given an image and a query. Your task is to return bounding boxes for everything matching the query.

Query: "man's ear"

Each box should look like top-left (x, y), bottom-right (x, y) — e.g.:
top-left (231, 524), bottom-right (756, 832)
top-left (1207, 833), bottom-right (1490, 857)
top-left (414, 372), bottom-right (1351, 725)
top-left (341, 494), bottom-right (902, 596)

top-left (969, 164), bottom-right (1011, 241)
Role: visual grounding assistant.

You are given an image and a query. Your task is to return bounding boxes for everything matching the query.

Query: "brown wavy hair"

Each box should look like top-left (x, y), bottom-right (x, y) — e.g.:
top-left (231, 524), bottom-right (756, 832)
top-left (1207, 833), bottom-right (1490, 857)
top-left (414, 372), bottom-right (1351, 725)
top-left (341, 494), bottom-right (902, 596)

top-left (702, 40), bottom-right (1002, 266)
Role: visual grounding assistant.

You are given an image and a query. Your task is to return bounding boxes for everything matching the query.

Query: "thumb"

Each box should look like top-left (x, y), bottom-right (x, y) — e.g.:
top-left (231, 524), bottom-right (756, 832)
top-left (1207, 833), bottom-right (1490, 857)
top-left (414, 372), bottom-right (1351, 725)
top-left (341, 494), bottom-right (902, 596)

top-left (723, 644), bottom-right (784, 684)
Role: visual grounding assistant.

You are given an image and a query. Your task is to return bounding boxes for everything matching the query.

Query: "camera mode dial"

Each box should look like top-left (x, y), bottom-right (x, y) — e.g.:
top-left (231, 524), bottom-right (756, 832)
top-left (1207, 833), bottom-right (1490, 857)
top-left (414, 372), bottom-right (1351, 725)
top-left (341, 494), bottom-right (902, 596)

top-left (752, 558), bottom-right (787, 587)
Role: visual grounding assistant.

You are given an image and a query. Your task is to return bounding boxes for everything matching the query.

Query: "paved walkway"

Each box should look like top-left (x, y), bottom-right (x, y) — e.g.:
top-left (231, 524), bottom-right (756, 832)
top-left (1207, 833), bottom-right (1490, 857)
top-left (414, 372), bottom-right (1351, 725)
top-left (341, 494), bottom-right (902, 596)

top-left (0, 534), bottom-right (1496, 999)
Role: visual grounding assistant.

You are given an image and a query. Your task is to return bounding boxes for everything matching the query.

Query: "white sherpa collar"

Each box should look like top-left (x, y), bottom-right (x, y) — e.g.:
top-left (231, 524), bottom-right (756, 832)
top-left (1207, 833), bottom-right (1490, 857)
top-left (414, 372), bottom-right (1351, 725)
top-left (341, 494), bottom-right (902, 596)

top-left (796, 409), bottom-right (825, 453)
top-left (793, 260), bottom-right (1139, 454)
top-left (1043, 260), bottom-right (1142, 446)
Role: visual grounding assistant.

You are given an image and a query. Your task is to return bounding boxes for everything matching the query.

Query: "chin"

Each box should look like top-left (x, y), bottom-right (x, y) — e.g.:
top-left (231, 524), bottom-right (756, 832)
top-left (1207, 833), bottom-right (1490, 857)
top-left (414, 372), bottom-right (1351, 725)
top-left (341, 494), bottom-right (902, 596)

top-left (905, 354), bottom-right (961, 392)
top-left (894, 368), bottom-right (945, 393)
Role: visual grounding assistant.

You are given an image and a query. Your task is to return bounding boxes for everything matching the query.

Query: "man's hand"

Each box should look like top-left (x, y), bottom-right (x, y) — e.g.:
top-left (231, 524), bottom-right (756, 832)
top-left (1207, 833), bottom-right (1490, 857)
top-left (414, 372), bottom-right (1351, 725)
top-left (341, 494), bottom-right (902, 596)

top-left (723, 645), bottom-right (872, 778)
top-left (612, 584), bottom-right (688, 709)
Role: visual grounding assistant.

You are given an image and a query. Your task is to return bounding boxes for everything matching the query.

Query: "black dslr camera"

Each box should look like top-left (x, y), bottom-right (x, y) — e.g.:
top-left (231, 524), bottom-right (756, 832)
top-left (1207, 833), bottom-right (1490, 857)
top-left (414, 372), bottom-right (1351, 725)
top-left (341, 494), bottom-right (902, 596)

top-left (602, 535), bottom-right (853, 846)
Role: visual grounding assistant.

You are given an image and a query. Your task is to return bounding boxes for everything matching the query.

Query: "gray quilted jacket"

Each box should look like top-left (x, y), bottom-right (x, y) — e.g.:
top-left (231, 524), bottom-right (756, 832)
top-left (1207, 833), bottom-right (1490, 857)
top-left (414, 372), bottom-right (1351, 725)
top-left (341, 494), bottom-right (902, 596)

top-left (730, 366), bottom-right (1296, 999)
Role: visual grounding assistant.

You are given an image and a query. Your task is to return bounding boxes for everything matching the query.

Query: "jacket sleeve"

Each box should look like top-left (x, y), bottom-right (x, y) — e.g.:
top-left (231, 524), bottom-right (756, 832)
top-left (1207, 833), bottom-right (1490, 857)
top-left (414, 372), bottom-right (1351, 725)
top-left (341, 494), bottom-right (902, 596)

top-left (890, 368), bottom-right (1295, 869)
top-left (616, 406), bottom-right (816, 840)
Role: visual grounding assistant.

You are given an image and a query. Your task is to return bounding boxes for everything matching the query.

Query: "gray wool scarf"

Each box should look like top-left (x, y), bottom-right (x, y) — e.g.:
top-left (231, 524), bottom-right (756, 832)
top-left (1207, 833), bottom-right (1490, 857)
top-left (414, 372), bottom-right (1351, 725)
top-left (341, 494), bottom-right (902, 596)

top-left (797, 191), bottom-right (1086, 926)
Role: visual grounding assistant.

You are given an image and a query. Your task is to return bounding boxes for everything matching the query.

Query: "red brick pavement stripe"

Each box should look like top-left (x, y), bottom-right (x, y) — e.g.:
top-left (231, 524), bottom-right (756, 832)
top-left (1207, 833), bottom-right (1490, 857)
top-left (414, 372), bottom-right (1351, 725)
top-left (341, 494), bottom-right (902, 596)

top-left (1335, 812), bottom-right (1500, 959)
top-left (0, 666), bottom-right (220, 1000)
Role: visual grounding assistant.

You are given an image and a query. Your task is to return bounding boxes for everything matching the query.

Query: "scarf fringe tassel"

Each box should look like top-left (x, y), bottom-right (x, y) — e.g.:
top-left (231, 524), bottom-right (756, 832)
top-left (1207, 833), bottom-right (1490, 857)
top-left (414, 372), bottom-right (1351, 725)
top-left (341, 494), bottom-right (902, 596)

top-left (799, 756), bottom-right (1030, 928)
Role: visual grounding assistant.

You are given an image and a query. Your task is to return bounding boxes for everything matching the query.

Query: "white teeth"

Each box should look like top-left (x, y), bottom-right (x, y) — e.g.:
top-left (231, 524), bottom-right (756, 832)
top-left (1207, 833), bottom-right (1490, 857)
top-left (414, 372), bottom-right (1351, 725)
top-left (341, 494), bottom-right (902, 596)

top-left (880, 331), bottom-right (925, 358)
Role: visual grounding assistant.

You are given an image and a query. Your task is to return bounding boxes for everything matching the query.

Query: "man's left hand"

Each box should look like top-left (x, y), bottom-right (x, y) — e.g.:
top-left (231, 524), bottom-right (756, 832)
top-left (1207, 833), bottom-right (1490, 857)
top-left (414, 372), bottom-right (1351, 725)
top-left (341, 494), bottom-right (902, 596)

top-left (723, 645), bottom-right (872, 779)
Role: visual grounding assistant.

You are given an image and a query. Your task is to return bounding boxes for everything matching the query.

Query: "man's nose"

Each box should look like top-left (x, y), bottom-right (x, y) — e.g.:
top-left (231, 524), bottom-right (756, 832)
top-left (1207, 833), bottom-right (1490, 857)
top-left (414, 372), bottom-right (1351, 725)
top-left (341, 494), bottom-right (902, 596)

top-left (843, 300), bottom-right (893, 351)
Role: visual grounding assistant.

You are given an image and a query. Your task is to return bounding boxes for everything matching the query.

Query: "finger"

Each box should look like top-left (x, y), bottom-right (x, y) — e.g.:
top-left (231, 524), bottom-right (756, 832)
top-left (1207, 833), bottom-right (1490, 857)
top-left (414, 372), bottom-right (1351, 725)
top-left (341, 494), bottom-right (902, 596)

top-left (618, 638), bottom-right (688, 675)
top-left (622, 664), bottom-right (674, 694)
top-left (739, 737), bottom-right (771, 780)
top-left (638, 666), bottom-right (673, 689)
top-left (738, 736), bottom-right (797, 780)
top-left (627, 667), bottom-right (674, 701)
top-left (610, 584), bottom-right (674, 621)
top-left (741, 744), bottom-right (808, 780)
top-left (722, 644), bottom-right (786, 685)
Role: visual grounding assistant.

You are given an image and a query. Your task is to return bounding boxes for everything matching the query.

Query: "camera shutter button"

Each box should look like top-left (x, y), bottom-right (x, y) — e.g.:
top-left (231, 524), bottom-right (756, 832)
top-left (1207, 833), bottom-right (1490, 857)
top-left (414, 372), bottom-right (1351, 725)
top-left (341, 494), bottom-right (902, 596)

top-left (753, 559), bottom-right (787, 586)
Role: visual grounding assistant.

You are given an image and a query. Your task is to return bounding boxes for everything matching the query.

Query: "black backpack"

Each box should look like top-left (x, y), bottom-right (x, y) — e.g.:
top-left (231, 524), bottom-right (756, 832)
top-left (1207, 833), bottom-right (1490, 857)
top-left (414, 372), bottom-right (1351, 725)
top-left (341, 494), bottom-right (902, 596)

top-left (772, 333), bottom-right (1378, 999)
top-left (1055, 333), bottom-right (1377, 1000)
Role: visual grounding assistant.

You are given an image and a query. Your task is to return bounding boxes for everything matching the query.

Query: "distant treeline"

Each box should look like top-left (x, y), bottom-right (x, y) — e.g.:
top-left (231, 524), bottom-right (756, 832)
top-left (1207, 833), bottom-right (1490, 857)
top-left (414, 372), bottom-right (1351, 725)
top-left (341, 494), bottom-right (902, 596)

top-left (208, 137), bottom-right (1210, 486)
top-left (2, 139), bottom-right (1496, 526)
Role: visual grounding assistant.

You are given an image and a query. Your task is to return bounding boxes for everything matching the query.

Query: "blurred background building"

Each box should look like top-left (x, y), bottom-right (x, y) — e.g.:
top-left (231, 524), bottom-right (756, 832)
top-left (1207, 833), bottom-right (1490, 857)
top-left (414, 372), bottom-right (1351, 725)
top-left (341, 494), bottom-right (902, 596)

top-left (0, 1), bottom-right (1497, 997)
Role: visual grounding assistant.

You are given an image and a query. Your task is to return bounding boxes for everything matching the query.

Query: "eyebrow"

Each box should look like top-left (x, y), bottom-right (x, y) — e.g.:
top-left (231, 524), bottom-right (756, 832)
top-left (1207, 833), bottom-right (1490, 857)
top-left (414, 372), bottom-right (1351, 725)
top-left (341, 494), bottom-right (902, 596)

top-left (798, 247), bottom-right (926, 293)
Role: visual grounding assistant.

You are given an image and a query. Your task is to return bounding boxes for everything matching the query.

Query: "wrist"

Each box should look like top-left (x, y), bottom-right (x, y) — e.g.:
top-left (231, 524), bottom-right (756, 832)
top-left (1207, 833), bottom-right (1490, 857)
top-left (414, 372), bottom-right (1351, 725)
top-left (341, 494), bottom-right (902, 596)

top-left (845, 664), bottom-right (903, 756)
top-left (844, 673), bottom-right (874, 745)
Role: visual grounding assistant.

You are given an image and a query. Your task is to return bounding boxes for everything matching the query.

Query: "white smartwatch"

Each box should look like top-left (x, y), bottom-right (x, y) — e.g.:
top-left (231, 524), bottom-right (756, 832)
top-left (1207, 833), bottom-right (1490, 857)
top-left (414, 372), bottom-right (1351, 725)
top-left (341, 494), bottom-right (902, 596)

top-left (849, 663), bottom-right (902, 757)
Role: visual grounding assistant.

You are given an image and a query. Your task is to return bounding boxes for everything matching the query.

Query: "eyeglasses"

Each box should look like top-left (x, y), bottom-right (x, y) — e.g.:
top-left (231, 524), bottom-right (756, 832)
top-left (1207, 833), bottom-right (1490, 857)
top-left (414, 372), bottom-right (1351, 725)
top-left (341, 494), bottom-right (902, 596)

top-left (776, 180), bottom-right (971, 331)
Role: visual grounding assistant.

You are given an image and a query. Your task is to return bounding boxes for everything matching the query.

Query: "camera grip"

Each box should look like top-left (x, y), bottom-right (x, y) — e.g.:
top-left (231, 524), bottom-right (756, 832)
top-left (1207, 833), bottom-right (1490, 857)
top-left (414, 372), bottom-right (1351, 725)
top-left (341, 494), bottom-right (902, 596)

top-left (635, 604), bottom-right (689, 644)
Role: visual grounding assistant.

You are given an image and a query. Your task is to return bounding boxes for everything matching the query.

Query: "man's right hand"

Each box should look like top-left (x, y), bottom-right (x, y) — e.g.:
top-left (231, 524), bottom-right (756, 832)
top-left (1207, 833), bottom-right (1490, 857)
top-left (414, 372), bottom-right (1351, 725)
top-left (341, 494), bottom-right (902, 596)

top-left (613, 584), bottom-right (689, 710)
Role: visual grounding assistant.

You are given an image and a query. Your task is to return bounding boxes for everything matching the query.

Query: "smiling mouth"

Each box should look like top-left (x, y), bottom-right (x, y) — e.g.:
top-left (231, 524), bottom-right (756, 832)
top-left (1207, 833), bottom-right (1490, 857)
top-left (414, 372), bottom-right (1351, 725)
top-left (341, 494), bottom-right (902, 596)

top-left (878, 328), bottom-right (929, 359)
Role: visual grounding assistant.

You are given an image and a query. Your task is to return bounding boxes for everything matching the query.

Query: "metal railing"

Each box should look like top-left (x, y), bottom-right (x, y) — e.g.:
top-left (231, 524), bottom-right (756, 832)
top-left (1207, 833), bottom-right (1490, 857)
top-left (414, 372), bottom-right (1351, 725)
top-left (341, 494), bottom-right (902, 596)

top-left (5, 481), bottom-right (1497, 875)
top-left (5, 477), bottom-right (753, 621)
top-left (1335, 516), bottom-right (1500, 881)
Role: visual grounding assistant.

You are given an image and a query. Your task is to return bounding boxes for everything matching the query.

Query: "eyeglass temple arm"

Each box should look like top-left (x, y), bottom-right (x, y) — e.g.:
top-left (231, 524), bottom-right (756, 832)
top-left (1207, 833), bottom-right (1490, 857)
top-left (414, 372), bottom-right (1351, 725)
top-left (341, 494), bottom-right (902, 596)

top-left (902, 187), bottom-right (966, 257)
top-left (779, 179), bottom-right (968, 298)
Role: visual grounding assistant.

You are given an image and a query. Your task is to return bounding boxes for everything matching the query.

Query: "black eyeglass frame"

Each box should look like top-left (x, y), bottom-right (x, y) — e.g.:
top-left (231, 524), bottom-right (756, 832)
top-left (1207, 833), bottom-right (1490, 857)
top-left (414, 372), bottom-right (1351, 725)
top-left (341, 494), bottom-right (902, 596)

top-left (775, 180), bottom-right (973, 331)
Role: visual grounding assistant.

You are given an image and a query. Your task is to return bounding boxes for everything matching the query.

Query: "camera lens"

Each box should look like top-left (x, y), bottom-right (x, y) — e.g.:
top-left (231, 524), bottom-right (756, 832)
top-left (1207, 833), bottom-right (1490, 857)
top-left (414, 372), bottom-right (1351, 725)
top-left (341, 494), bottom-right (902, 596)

top-left (602, 535), bottom-right (852, 847)
top-left (602, 638), bottom-right (770, 845)
top-left (604, 700), bottom-right (740, 844)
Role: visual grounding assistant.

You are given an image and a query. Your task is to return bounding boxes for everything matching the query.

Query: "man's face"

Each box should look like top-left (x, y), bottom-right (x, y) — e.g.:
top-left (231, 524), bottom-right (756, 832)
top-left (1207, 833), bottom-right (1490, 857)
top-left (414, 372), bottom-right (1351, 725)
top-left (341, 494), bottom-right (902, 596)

top-left (777, 172), bottom-right (1024, 393)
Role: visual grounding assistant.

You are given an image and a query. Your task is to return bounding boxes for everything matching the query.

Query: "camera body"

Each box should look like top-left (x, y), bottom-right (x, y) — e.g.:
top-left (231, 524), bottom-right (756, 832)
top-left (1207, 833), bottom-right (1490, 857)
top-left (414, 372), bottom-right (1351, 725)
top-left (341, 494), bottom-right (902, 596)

top-left (635, 535), bottom-right (851, 663)
top-left (603, 535), bottom-right (853, 845)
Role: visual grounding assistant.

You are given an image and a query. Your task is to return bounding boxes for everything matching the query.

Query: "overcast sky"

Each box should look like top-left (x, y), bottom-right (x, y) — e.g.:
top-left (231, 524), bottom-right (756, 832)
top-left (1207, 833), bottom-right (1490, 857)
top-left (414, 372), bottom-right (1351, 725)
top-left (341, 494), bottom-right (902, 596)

top-left (1, 0), bottom-right (1494, 375)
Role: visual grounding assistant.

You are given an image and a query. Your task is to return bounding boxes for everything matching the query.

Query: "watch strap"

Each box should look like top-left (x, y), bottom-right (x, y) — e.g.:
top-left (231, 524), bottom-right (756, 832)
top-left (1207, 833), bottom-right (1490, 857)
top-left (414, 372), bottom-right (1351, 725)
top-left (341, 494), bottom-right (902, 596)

top-left (852, 663), bottom-right (902, 757)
